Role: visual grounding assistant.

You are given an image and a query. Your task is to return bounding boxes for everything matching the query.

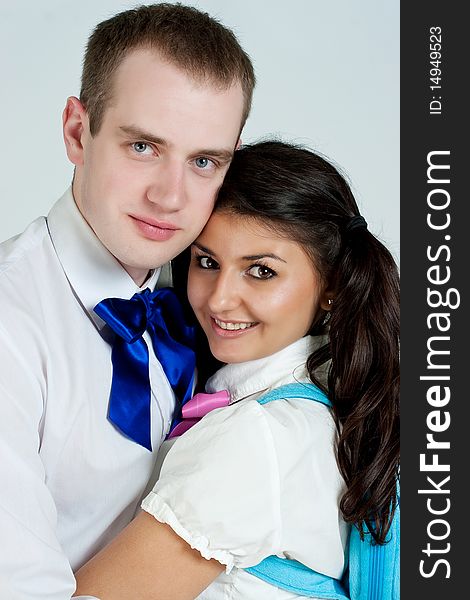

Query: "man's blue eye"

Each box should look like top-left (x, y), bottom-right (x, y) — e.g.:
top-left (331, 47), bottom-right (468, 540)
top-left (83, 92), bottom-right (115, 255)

top-left (195, 157), bottom-right (211, 169)
top-left (133, 142), bottom-right (148, 153)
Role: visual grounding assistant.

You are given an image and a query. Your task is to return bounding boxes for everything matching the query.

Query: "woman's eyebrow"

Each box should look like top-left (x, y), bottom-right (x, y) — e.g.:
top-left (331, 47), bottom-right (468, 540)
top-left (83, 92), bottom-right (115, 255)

top-left (192, 244), bottom-right (287, 264)
top-left (192, 242), bottom-right (216, 256)
top-left (242, 253), bottom-right (287, 263)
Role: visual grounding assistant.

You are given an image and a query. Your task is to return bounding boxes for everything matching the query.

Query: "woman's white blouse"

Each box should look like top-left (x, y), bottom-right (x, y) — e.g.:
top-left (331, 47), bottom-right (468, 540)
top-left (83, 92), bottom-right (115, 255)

top-left (142, 336), bottom-right (349, 599)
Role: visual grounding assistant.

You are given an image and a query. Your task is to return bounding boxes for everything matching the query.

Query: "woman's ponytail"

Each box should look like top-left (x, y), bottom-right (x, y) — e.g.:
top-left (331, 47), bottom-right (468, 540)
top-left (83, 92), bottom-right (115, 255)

top-left (327, 227), bottom-right (399, 543)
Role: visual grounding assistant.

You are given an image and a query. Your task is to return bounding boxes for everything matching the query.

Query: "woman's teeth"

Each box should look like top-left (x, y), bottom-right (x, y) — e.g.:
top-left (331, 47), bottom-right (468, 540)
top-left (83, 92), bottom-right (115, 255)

top-left (214, 318), bottom-right (256, 331)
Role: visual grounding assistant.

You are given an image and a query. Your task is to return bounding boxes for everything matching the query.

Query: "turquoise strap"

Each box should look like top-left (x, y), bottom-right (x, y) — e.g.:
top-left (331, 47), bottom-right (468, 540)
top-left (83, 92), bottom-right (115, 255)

top-left (246, 556), bottom-right (349, 599)
top-left (247, 382), bottom-right (399, 600)
top-left (257, 382), bottom-right (331, 407)
top-left (348, 485), bottom-right (400, 600)
top-left (245, 382), bottom-right (346, 598)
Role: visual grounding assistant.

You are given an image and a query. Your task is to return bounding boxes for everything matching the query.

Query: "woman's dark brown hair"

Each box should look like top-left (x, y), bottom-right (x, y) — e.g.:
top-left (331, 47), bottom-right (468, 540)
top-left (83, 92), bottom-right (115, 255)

top-left (214, 140), bottom-right (400, 544)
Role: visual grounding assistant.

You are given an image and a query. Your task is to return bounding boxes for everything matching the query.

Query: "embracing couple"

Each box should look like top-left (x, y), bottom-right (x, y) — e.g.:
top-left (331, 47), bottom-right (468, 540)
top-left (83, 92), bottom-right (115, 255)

top-left (0, 4), bottom-right (399, 600)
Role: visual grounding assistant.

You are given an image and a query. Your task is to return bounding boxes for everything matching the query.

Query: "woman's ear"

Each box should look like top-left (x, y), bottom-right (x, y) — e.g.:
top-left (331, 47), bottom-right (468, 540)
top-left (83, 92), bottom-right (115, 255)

top-left (320, 288), bottom-right (335, 312)
top-left (62, 96), bottom-right (89, 166)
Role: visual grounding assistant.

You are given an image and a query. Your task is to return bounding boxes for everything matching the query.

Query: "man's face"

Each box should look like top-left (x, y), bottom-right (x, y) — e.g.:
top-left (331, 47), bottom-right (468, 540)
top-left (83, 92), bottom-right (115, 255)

top-left (65, 49), bottom-right (245, 284)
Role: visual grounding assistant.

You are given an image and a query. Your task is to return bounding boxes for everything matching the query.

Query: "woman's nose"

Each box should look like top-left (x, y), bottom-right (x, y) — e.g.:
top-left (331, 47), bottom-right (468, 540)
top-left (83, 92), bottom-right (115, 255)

top-left (207, 270), bottom-right (241, 313)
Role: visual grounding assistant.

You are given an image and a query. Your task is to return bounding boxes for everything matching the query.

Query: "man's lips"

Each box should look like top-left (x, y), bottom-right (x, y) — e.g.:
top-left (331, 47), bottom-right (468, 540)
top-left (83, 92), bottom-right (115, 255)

top-left (130, 215), bottom-right (179, 230)
top-left (130, 215), bottom-right (180, 241)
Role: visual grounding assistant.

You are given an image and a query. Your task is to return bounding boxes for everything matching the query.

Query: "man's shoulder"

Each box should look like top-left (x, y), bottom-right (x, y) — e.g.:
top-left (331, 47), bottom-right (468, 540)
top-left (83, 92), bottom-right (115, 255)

top-left (0, 217), bottom-right (49, 278)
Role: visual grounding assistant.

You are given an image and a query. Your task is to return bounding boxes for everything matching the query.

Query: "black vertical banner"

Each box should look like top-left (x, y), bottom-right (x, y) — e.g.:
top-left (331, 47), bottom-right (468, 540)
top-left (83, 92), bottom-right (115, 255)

top-left (401, 3), bottom-right (466, 599)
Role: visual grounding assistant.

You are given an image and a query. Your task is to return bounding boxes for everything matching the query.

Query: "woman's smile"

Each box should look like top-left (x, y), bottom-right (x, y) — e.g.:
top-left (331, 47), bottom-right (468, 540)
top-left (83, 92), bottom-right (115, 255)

top-left (211, 316), bottom-right (260, 336)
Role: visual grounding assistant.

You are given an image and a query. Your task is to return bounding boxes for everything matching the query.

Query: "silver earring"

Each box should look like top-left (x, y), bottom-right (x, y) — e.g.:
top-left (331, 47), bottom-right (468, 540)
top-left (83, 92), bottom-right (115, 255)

top-left (328, 299), bottom-right (333, 305)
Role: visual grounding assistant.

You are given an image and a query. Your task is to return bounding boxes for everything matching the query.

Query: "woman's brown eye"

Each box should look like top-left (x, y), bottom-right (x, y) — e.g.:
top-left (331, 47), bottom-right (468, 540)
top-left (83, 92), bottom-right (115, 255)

top-left (197, 256), bottom-right (218, 269)
top-left (249, 265), bottom-right (276, 279)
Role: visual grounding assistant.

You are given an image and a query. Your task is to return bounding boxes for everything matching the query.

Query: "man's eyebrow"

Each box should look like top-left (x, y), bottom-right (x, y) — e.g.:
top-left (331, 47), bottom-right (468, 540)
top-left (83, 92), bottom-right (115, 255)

top-left (195, 148), bottom-right (234, 163)
top-left (119, 126), bottom-right (234, 162)
top-left (119, 125), bottom-right (167, 146)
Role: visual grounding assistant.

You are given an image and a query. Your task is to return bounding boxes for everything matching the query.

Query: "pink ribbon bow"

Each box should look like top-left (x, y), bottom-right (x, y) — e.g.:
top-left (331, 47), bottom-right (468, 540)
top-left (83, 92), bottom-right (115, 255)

top-left (168, 390), bottom-right (230, 438)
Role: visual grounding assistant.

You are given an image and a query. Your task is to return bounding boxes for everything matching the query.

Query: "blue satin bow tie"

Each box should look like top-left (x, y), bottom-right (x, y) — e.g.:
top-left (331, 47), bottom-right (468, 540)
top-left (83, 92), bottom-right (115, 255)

top-left (94, 287), bottom-right (196, 451)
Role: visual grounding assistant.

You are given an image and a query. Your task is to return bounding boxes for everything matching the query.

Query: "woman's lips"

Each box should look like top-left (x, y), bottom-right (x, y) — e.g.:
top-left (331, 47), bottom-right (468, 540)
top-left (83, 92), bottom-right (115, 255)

top-left (210, 317), bottom-right (259, 338)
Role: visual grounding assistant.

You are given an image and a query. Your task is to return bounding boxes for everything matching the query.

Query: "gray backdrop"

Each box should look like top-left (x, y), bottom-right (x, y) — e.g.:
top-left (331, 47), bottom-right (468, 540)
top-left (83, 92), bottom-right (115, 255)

top-left (0, 0), bottom-right (399, 261)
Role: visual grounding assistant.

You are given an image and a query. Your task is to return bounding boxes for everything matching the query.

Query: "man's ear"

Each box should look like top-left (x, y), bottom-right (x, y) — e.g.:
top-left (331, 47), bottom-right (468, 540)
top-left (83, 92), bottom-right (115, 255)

top-left (62, 96), bottom-right (88, 166)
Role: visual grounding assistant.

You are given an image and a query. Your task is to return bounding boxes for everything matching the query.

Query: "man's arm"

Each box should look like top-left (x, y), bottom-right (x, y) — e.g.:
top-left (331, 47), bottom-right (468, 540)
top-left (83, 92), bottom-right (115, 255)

top-left (0, 334), bottom-right (78, 599)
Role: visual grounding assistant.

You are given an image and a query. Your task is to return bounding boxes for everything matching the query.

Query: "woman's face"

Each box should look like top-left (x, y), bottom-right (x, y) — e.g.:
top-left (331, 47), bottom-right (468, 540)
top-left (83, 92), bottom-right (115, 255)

top-left (188, 211), bottom-right (330, 364)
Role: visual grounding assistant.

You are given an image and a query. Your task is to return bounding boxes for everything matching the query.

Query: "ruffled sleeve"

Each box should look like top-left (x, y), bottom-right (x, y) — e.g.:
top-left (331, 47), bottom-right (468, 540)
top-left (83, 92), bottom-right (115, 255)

top-left (141, 398), bottom-right (346, 577)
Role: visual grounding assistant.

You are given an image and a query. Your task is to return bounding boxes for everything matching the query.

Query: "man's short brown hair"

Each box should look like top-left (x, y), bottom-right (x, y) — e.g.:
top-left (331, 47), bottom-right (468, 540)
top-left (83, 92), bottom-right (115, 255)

top-left (80, 3), bottom-right (255, 135)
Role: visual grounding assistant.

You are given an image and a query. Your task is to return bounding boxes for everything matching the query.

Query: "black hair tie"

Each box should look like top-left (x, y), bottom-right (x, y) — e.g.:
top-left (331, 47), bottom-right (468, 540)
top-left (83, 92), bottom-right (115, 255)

top-left (345, 214), bottom-right (368, 234)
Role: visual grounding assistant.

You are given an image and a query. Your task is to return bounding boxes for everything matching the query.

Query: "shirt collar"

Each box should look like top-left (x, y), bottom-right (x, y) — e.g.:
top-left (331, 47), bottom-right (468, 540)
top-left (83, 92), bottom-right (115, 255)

top-left (205, 335), bottom-right (329, 403)
top-left (46, 187), bottom-right (162, 330)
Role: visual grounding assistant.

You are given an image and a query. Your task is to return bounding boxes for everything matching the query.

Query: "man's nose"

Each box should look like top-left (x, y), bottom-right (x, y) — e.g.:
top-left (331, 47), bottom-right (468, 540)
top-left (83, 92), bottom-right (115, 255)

top-left (147, 160), bottom-right (186, 212)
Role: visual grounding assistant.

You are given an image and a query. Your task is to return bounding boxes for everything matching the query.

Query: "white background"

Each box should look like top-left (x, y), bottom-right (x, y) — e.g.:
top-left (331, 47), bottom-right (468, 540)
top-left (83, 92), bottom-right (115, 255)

top-left (0, 0), bottom-right (399, 260)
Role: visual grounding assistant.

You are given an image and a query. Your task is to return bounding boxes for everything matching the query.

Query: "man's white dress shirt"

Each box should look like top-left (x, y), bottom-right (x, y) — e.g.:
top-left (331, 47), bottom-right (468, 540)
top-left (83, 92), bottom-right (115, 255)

top-left (142, 336), bottom-right (349, 599)
top-left (0, 189), bottom-right (175, 599)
